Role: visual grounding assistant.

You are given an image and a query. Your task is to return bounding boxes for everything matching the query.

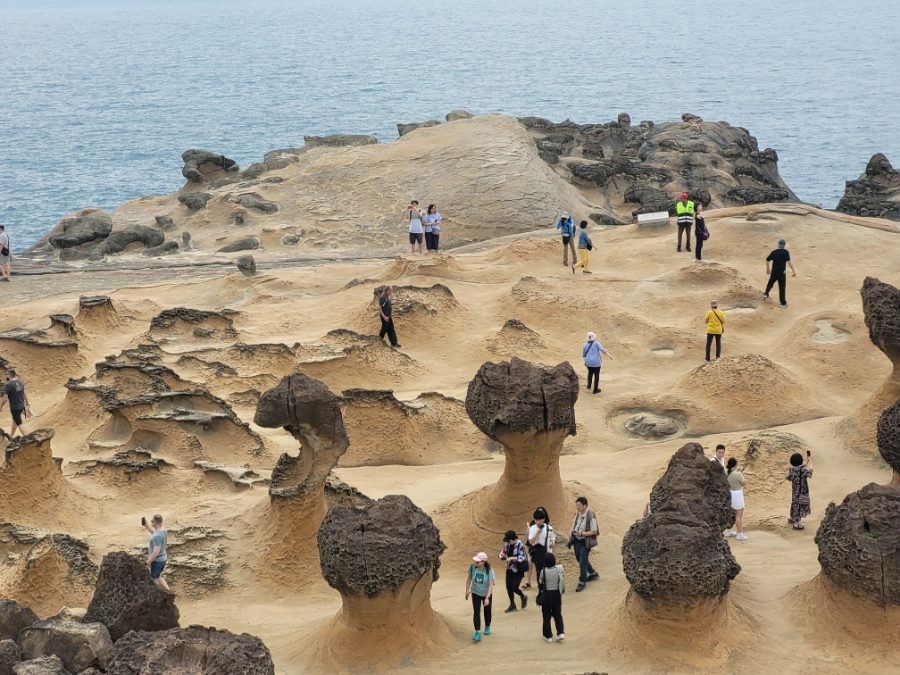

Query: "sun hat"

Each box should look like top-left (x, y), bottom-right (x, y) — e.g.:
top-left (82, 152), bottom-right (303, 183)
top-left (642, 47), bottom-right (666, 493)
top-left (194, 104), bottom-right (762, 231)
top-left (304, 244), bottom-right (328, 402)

top-left (503, 530), bottom-right (517, 542)
top-left (680, 192), bottom-right (689, 199)
top-left (473, 552), bottom-right (489, 562)
top-left (778, 239), bottom-right (786, 247)
top-left (561, 211), bottom-right (570, 219)
top-left (586, 331), bottom-right (596, 341)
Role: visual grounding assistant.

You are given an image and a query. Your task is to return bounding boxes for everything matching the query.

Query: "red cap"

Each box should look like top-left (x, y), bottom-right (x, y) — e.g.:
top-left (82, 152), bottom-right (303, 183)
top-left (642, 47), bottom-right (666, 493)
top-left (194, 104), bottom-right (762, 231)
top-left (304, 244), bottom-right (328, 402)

top-left (680, 192), bottom-right (689, 199)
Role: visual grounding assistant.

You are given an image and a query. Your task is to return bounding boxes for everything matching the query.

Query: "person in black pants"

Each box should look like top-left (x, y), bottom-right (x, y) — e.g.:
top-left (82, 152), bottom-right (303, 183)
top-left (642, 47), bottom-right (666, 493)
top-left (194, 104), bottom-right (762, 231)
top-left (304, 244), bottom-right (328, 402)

top-left (499, 530), bottom-right (528, 612)
top-left (527, 508), bottom-right (553, 592)
top-left (763, 239), bottom-right (796, 307)
top-left (695, 205), bottom-right (708, 261)
top-left (539, 552), bottom-right (565, 642)
top-left (377, 286), bottom-right (401, 348)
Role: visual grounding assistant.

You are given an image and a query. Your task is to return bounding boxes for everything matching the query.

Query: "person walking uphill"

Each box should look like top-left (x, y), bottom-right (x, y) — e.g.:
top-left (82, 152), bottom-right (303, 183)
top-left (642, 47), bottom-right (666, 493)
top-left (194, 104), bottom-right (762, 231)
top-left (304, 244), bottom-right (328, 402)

top-left (764, 239), bottom-right (796, 307)
top-left (704, 300), bottom-right (725, 361)
top-left (676, 192), bottom-right (695, 252)
top-left (499, 530), bottom-right (528, 612)
top-left (571, 221), bottom-right (593, 274)
top-left (0, 225), bottom-right (11, 282)
top-left (465, 552), bottom-right (495, 641)
top-left (582, 332), bottom-right (613, 394)
top-left (377, 286), bottom-right (401, 349)
top-left (1, 369), bottom-right (29, 437)
top-left (569, 497), bottom-right (599, 592)
top-left (142, 514), bottom-right (170, 592)
top-left (556, 212), bottom-right (576, 266)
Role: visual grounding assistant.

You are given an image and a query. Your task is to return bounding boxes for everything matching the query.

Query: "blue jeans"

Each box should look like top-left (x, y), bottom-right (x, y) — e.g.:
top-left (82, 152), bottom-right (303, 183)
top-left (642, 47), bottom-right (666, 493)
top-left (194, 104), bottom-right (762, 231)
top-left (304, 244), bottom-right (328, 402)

top-left (573, 539), bottom-right (596, 584)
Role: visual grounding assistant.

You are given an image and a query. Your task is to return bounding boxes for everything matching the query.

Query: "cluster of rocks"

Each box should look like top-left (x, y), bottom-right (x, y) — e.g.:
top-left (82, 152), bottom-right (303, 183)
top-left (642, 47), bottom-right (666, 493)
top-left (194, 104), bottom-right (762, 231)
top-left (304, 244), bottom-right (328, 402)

top-left (836, 153), bottom-right (900, 221)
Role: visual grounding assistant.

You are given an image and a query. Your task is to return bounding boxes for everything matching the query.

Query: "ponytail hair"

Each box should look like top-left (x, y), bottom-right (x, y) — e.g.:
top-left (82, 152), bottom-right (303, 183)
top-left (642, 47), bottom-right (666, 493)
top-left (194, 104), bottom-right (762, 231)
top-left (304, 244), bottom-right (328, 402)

top-left (726, 457), bottom-right (738, 474)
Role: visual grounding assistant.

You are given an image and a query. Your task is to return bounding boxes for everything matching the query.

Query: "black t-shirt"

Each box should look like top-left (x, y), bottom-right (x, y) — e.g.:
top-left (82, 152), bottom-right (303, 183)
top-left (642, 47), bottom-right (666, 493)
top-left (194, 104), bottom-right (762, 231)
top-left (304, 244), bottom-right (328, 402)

top-left (4, 379), bottom-right (25, 410)
top-left (767, 248), bottom-right (791, 275)
top-left (378, 294), bottom-right (392, 318)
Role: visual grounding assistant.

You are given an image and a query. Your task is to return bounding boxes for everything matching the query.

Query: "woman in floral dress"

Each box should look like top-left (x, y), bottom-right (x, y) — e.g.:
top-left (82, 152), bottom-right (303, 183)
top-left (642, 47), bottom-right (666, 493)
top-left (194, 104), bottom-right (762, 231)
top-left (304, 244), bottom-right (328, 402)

top-left (788, 451), bottom-right (814, 530)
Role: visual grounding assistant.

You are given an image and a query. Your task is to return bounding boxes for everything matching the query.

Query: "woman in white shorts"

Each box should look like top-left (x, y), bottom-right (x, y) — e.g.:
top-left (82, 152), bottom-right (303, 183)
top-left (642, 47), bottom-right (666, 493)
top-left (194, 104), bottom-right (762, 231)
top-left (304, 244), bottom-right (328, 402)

top-left (725, 457), bottom-right (748, 541)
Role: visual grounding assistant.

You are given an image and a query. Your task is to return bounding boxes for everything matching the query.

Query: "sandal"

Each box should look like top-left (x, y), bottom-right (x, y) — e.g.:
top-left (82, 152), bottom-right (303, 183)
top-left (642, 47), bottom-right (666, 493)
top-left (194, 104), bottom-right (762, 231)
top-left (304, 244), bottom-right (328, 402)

top-left (524, 583), bottom-right (532, 588)
top-left (792, 523), bottom-right (805, 530)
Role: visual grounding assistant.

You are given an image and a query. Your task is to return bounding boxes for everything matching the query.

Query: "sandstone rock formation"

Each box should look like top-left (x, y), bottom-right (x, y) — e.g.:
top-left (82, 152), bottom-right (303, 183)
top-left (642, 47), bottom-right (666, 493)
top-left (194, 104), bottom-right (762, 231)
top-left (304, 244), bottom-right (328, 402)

top-left (83, 552), bottom-right (180, 641)
top-left (0, 639), bottom-right (20, 675)
top-left (178, 192), bottom-right (213, 210)
top-left (815, 483), bottom-right (900, 606)
top-left (46, 210), bottom-right (112, 250)
top-left (12, 655), bottom-right (70, 675)
top-left (836, 153), bottom-right (900, 221)
top-left (0, 430), bottom-right (72, 528)
top-left (106, 626), bottom-right (274, 675)
top-left (18, 620), bottom-right (113, 674)
top-left (303, 133), bottom-right (378, 149)
top-left (0, 599), bottom-right (38, 642)
top-left (877, 401), bottom-right (900, 478)
top-left (218, 237), bottom-right (260, 253)
top-left (181, 150), bottom-right (239, 183)
top-left (397, 120), bottom-right (441, 137)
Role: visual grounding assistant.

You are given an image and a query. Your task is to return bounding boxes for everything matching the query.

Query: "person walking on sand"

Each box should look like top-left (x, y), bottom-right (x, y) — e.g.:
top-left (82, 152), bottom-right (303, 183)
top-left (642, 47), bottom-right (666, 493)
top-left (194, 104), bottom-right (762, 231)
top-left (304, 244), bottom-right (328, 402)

top-left (1, 369), bottom-right (30, 437)
top-left (406, 200), bottom-right (424, 254)
top-left (556, 212), bottom-right (576, 266)
top-left (377, 286), bottom-right (401, 349)
top-left (704, 300), bottom-right (725, 361)
top-left (724, 458), bottom-right (749, 541)
top-left (499, 530), bottom-right (528, 612)
top-left (0, 225), bottom-right (11, 282)
top-left (764, 239), bottom-right (796, 308)
top-left (465, 552), bottom-right (495, 641)
top-left (582, 332), bottom-right (612, 394)
top-left (675, 192), bottom-right (695, 253)
top-left (423, 204), bottom-right (442, 252)
top-left (788, 451), bottom-right (814, 530)
top-left (538, 552), bottom-right (565, 643)
top-left (569, 497), bottom-right (599, 592)
top-left (710, 444), bottom-right (727, 472)
top-left (528, 507), bottom-right (554, 591)
top-left (142, 514), bottom-right (170, 592)
top-left (694, 205), bottom-right (709, 261)
top-left (571, 221), bottom-right (593, 275)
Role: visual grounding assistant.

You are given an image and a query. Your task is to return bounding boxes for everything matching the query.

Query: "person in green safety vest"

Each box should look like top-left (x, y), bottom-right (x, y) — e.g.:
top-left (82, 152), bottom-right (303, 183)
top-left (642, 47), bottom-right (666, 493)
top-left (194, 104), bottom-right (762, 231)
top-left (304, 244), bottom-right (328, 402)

top-left (676, 192), bottom-right (695, 252)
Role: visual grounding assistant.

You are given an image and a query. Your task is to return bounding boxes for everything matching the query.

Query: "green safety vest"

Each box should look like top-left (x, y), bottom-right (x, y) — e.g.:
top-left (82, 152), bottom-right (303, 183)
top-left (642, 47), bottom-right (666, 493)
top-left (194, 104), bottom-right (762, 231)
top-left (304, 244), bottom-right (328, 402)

top-left (676, 200), bottom-right (695, 216)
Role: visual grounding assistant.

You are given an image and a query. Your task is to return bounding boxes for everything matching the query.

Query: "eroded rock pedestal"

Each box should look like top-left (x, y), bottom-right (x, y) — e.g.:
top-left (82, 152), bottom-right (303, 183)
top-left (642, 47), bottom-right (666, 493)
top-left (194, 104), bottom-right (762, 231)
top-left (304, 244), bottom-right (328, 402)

top-left (310, 495), bottom-right (453, 671)
top-left (836, 153), bottom-right (900, 221)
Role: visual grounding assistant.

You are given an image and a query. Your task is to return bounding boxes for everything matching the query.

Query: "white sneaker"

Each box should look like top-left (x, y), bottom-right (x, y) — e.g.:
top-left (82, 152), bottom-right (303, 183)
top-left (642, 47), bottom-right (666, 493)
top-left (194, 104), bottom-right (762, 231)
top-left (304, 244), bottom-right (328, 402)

top-left (736, 533), bottom-right (749, 541)
top-left (556, 633), bottom-right (565, 641)
top-left (543, 636), bottom-right (553, 643)
top-left (724, 530), bottom-right (737, 538)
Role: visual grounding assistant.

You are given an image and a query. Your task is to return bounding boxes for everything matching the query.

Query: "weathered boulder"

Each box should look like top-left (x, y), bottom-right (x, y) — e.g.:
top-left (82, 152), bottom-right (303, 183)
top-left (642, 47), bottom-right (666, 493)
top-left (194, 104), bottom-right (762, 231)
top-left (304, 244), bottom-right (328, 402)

top-left (236, 254), bottom-right (256, 277)
top-left (154, 215), bottom-right (176, 231)
top-left (142, 240), bottom-right (179, 257)
top-left (624, 412), bottom-right (680, 438)
top-left (397, 120), bottom-right (441, 137)
top-left (836, 153), bottom-right (900, 221)
top-left (181, 150), bottom-right (239, 183)
top-left (0, 639), bottom-right (20, 675)
top-left (181, 231), bottom-right (196, 251)
top-left (877, 401), bottom-right (900, 474)
top-left (177, 192), bottom-right (212, 210)
top-left (228, 195), bottom-right (278, 214)
top-left (861, 276), bottom-right (900, 361)
top-left (87, 226), bottom-right (164, 258)
top-left (217, 237), bottom-right (260, 253)
top-left (303, 134), bottom-right (378, 148)
top-left (48, 210), bottom-right (112, 249)
top-left (446, 110), bottom-right (474, 122)
top-left (106, 626), bottom-right (274, 675)
top-left (18, 620), bottom-right (112, 674)
top-left (0, 600), bottom-right (38, 642)
top-left (83, 552), bottom-right (179, 641)
top-left (815, 483), bottom-right (900, 606)
top-left (11, 656), bottom-right (70, 675)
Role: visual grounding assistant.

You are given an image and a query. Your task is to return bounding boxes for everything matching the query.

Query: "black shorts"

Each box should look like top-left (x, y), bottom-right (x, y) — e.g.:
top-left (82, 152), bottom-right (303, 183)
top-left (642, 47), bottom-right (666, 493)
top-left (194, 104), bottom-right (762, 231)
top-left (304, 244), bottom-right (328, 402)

top-left (409, 232), bottom-right (423, 244)
top-left (11, 409), bottom-right (24, 425)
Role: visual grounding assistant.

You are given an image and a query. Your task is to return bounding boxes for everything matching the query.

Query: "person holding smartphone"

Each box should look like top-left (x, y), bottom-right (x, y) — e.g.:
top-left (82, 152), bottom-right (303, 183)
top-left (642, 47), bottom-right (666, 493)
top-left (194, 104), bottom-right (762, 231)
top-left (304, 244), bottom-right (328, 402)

top-left (788, 451), bottom-right (814, 530)
top-left (142, 514), bottom-right (170, 591)
top-left (528, 507), bottom-right (554, 591)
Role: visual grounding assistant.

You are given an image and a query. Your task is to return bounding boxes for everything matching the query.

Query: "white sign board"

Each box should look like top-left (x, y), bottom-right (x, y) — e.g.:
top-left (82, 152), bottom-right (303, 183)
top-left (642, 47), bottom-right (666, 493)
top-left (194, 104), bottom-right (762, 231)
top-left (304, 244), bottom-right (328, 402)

top-left (637, 211), bottom-right (671, 227)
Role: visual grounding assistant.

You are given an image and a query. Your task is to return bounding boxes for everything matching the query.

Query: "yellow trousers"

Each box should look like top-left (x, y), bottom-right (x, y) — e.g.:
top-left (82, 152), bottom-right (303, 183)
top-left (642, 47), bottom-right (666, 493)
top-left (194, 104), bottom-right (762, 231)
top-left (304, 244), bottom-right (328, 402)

top-left (573, 248), bottom-right (590, 271)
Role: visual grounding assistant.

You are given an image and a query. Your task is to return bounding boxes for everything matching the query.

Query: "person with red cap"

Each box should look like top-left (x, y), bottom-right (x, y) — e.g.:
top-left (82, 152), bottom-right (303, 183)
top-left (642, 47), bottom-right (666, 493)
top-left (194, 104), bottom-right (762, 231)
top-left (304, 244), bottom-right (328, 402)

top-left (676, 192), bottom-right (695, 252)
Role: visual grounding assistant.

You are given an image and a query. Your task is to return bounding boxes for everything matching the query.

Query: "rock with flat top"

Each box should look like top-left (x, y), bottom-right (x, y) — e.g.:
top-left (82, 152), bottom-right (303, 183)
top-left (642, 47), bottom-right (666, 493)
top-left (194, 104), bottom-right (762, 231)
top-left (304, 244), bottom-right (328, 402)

top-left (0, 599), bottom-right (38, 642)
top-left (18, 620), bottom-right (112, 674)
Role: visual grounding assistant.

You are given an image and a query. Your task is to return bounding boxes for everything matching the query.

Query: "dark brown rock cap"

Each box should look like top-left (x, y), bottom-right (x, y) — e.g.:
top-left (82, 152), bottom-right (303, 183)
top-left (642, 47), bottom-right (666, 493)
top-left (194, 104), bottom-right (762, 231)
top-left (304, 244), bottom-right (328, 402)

top-left (317, 495), bottom-right (445, 597)
top-left (465, 357), bottom-right (579, 438)
top-left (876, 399), bottom-right (900, 473)
top-left (861, 277), bottom-right (900, 362)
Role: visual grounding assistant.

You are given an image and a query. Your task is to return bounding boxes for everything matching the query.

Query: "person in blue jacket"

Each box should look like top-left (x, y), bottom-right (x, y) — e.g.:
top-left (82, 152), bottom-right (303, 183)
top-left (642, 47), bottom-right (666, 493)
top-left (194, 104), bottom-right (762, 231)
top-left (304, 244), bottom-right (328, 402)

top-left (555, 212), bottom-right (576, 266)
top-left (582, 331), bottom-right (612, 394)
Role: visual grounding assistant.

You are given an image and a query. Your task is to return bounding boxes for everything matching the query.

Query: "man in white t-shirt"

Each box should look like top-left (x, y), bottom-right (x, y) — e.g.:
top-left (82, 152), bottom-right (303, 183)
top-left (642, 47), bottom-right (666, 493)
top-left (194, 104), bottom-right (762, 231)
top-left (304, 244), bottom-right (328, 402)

top-left (710, 444), bottom-right (726, 472)
top-left (527, 507), bottom-right (554, 589)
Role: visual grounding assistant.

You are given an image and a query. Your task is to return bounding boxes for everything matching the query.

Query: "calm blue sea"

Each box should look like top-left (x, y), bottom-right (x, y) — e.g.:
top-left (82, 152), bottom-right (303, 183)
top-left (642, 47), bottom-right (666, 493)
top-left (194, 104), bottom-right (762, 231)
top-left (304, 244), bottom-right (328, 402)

top-left (1, 0), bottom-right (899, 252)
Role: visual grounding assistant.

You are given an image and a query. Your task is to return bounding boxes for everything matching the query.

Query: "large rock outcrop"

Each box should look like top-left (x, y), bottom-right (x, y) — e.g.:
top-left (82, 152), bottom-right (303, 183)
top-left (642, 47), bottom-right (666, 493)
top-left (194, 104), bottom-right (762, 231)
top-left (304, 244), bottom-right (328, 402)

top-left (876, 400), bottom-right (900, 477)
top-left (47, 210), bottom-right (112, 250)
top-left (83, 552), bottom-right (180, 641)
top-left (106, 626), bottom-right (274, 675)
top-left (0, 430), bottom-right (72, 528)
top-left (18, 620), bottom-right (113, 674)
top-left (0, 639), bottom-right (20, 675)
top-left (464, 357), bottom-right (579, 532)
top-left (310, 495), bottom-right (453, 670)
top-left (11, 656), bottom-right (71, 675)
top-left (0, 599), bottom-right (38, 642)
top-left (836, 153), bottom-right (900, 221)
top-left (181, 150), bottom-right (239, 183)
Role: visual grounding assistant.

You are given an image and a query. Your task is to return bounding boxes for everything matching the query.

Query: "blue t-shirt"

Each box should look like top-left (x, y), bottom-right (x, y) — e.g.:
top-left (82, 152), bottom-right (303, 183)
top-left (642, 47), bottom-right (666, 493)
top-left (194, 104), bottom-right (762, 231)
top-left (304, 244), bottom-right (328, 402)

top-left (468, 564), bottom-right (495, 596)
top-left (149, 529), bottom-right (168, 562)
top-left (556, 218), bottom-right (575, 237)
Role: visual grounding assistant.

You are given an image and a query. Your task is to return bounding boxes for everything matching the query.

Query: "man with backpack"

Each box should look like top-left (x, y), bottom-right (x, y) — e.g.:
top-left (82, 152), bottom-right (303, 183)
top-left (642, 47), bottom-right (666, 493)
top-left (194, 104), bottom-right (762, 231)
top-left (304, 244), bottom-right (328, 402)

top-left (555, 212), bottom-right (576, 266)
top-left (571, 220), bottom-right (593, 274)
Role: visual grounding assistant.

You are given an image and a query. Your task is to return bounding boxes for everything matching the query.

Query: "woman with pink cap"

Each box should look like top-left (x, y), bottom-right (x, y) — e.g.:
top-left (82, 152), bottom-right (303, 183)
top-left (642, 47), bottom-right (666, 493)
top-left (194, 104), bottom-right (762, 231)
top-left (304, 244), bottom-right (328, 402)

top-left (465, 552), bottom-right (495, 641)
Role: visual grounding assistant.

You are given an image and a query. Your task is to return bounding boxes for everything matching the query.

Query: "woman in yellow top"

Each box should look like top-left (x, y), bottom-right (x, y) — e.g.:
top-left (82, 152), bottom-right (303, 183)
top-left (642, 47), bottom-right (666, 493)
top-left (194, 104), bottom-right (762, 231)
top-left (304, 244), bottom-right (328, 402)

top-left (704, 300), bottom-right (725, 361)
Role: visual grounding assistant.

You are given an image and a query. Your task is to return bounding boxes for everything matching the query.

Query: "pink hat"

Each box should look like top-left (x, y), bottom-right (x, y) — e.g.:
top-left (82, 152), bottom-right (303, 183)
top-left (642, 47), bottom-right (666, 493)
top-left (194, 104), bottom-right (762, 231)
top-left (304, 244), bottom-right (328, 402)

top-left (473, 552), bottom-right (489, 562)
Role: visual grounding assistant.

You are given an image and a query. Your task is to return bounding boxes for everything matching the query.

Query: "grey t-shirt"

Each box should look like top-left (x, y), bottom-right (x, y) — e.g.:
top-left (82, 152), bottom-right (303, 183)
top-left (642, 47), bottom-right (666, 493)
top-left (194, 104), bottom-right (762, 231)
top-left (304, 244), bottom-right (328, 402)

top-left (149, 529), bottom-right (168, 561)
top-left (408, 210), bottom-right (424, 233)
top-left (542, 565), bottom-right (562, 591)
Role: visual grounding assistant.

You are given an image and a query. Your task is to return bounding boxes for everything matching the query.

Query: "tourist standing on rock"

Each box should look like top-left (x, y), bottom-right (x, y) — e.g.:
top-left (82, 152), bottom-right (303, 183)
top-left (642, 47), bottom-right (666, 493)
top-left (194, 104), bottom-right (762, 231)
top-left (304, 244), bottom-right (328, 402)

top-left (0, 225), bottom-right (10, 282)
top-left (788, 451), bottom-right (814, 530)
top-left (142, 514), bottom-right (170, 592)
top-left (676, 192), bottom-right (694, 253)
top-left (465, 552), bottom-right (494, 641)
top-left (423, 204), bottom-right (442, 252)
top-left (704, 300), bottom-right (725, 361)
top-left (568, 497), bottom-right (599, 592)
top-left (538, 552), bottom-right (565, 643)
top-left (528, 507), bottom-right (554, 590)
top-left (710, 444), bottom-right (726, 471)
top-left (764, 239), bottom-right (796, 307)
top-left (499, 530), bottom-right (528, 612)
top-left (377, 286), bottom-right (401, 349)
top-left (1, 369), bottom-right (29, 437)
top-left (582, 331), bottom-right (612, 394)
top-left (571, 221), bottom-right (593, 274)
top-left (406, 200), bottom-right (424, 254)
top-left (694, 205), bottom-right (709, 261)
top-left (725, 458), bottom-right (749, 541)
top-left (555, 212), bottom-right (576, 266)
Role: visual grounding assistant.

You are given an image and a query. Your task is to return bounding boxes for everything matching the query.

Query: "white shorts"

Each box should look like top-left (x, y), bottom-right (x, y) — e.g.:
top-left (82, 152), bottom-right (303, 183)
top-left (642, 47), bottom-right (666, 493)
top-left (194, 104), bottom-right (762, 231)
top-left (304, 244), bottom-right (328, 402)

top-left (731, 490), bottom-right (745, 510)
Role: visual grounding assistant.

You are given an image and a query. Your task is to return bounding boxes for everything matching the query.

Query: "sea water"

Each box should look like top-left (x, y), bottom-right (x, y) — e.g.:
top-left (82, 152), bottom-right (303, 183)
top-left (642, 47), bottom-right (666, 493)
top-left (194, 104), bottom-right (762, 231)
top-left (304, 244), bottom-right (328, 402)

top-left (1, 0), bottom-right (899, 251)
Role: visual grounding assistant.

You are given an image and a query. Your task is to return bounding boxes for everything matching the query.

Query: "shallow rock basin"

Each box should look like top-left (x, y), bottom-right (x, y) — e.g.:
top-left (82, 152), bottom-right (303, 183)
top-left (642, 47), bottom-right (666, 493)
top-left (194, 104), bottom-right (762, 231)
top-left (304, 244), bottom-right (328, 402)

top-left (811, 319), bottom-right (850, 344)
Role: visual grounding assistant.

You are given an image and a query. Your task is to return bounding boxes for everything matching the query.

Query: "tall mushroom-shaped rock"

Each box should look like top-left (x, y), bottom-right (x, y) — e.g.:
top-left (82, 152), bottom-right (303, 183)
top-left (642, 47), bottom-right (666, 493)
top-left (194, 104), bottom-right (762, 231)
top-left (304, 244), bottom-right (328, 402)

top-left (310, 495), bottom-right (453, 670)
top-left (464, 357), bottom-right (578, 532)
top-left (252, 374), bottom-right (350, 581)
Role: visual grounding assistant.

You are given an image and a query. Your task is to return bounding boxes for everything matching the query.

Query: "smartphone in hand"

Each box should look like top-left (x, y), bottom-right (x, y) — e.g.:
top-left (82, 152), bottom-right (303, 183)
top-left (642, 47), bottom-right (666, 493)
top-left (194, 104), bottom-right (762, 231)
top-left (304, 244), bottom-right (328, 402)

top-left (807, 451), bottom-right (811, 457)
top-left (141, 517), bottom-right (146, 526)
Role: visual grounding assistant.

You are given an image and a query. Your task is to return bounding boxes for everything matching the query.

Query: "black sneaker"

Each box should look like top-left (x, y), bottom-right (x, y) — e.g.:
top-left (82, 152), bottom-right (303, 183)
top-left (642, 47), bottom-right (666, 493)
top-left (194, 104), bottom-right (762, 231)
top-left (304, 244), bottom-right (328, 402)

top-left (504, 604), bottom-right (517, 613)
top-left (583, 271), bottom-right (592, 274)
top-left (779, 303), bottom-right (788, 308)
top-left (762, 293), bottom-right (769, 300)
top-left (677, 247), bottom-right (681, 252)
top-left (521, 595), bottom-right (528, 609)
top-left (587, 572), bottom-right (599, 582)
top-left (576, 583), bottom-right (586, 592)
top-left (390, 343), bottom-right (402, 348)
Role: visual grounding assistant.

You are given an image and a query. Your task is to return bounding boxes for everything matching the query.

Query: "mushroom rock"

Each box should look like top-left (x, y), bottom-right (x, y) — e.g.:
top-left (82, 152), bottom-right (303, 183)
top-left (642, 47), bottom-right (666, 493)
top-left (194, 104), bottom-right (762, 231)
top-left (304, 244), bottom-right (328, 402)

top-left (310, 495), bottom-right (453, 670)
top-left (181, 150), bottom-right (239, 183)
top-left (464, 357), bottom-right (579, 531)
top-left (836, 153), bottom-right (900, 222)
top-left (814, 483), bottom-right (900, 606)
top-left (251, 374), bottom-right (350, 581)
top-left (838, 277), bottom-right (900, 460)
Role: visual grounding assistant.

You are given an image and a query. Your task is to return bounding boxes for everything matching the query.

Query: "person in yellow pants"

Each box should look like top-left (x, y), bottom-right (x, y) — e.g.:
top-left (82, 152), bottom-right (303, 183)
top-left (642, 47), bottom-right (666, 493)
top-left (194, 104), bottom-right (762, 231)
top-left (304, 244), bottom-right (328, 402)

top-left (571, 221), bottom-right (592, 274)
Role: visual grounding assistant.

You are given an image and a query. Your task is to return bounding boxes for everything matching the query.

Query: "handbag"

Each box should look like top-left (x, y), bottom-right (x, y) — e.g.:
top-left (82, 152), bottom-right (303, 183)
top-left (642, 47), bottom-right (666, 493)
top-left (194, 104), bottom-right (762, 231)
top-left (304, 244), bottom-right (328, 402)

top-left (701, 228), bottom-right (710, 241)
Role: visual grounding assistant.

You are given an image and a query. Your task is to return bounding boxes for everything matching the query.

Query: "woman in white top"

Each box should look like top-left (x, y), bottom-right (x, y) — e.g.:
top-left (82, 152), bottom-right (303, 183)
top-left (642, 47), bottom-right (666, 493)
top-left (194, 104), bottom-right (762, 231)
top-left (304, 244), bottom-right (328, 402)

top-left (725, 457), bottom-right (748, 541)
top-left (423, 204), bottom-right (442, 253)
top-left (406, 200), bottom-right (424, 254)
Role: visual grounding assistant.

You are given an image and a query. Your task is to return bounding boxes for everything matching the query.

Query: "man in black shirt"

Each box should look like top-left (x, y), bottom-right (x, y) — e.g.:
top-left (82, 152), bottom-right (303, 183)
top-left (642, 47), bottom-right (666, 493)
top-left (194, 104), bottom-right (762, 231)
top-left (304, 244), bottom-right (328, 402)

top-left (377, 286), bottom-right (401, 348)
top-left (763, 239), bottom-right (796, 307)
top-left (1, 369), bottom-right (30, 437)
